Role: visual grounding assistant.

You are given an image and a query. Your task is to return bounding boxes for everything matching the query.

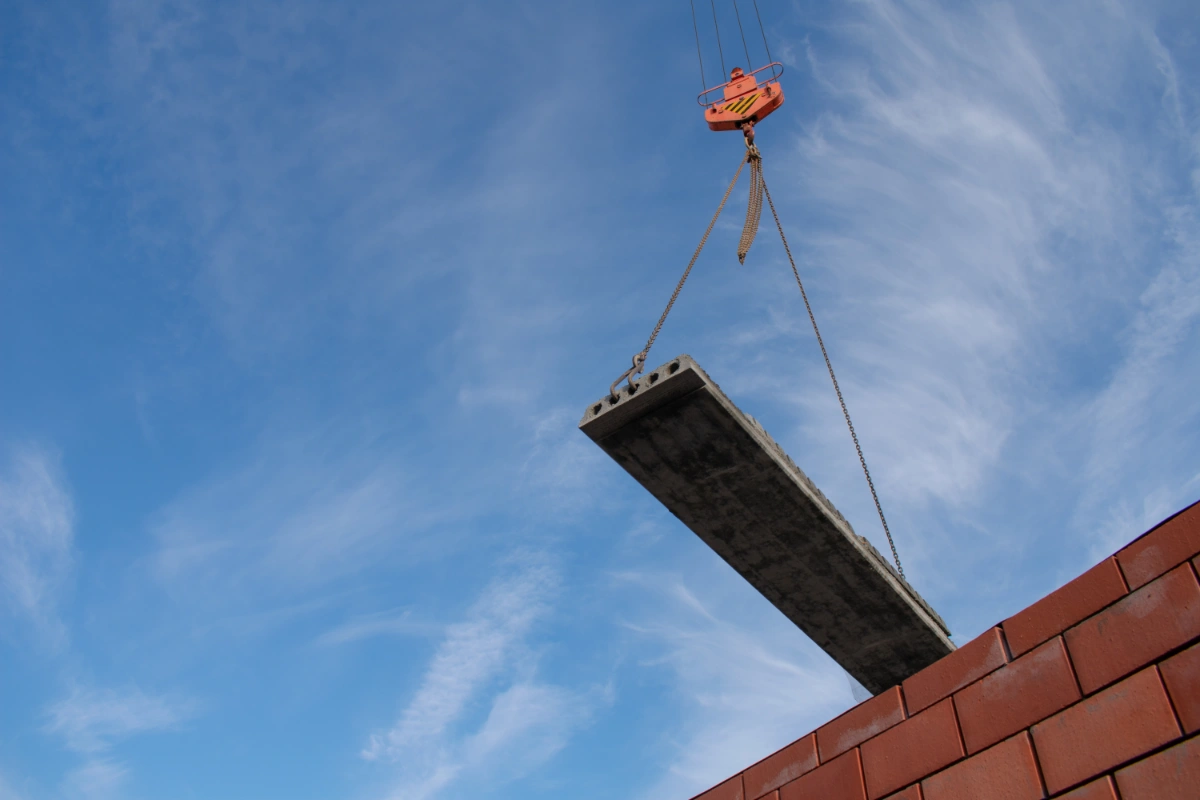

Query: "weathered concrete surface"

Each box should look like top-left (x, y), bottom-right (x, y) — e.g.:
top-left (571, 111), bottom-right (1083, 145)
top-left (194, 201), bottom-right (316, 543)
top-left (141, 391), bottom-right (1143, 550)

top-left (580, 354), bottom-right (953, 694)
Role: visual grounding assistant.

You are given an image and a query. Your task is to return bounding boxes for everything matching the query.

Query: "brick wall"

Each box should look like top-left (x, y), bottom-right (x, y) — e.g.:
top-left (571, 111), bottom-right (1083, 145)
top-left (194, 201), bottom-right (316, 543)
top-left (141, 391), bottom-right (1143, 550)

top-left (690, 499), bottom-right (1200, 800)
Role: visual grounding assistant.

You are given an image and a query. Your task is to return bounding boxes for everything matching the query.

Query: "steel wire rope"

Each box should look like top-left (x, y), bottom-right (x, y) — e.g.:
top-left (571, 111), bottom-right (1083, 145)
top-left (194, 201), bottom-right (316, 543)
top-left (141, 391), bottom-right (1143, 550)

top-left (731, 0), bottom-right (753, 70)
top-left (689, 0), bottom-right (707, 90)
top-left (709, 0), bottom-right (727, 77)
top-left (750, 0), bottom-right (775, 76)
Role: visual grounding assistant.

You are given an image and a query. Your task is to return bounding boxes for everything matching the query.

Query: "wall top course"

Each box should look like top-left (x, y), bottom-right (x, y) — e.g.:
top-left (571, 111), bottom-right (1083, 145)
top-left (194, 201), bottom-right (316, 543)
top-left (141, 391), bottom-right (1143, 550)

top-left (687, 499), bottom-right (1200, 800)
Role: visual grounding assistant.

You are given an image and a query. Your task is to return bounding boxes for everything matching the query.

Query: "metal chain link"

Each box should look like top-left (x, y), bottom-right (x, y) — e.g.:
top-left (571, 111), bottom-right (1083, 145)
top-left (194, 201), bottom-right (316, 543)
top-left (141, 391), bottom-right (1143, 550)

top-left (738, 143), bottom-right (762, 264)
top-left (610, 152), bottom-right (750, 398)
top-left (604, 141), bottom-right (904, 580)
top-left (760, 166), bottom-right (906, 580)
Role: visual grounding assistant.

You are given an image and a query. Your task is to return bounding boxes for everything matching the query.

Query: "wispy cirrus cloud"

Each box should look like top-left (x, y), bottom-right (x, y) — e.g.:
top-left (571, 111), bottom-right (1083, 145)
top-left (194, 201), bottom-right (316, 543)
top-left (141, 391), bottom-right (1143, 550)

top-left (43, 685), bottom-right (197, 754)
top-left (363, 553), bottom-right (558, 763)
top-left (4, 1), bottom-right (1197, 799)
top-left (146, 421), bottom-right (468, 611)
top-left (765, 1), bottom-right (1123, 507)
top-left (362, 551), bottom-right (597, 800)
top-left (679, 0), bottom-right (1200, 605)
top-left (61, 759), bottom-right (127, 800)
top-left (0, 443), bottom-right (74, 647)
top-left (604, 4), bottom-right (1200, 794)
top-left (615, 568), bottom-right (850, 800)
top-left (0, 769), bottom-right (29, 800)
top-left (1079, 196), bottom-right (1200, 558)
top-left (314, 608), bottom-right (435, 647)
top-left (41, 683), bottom-right (196, 798)
top-left (0, 443), bottom-right (200, 797)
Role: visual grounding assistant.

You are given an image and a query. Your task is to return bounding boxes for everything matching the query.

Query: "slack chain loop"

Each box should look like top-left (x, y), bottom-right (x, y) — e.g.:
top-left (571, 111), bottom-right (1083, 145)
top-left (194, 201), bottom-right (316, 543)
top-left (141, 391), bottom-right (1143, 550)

top-left (738, 132), bottom-right (763, 264)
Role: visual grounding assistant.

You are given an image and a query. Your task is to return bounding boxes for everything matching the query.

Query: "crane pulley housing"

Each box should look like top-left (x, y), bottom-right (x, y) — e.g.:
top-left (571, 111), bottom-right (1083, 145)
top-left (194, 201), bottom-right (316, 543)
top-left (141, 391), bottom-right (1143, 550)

top-left (699, 63), bottom-right (785, 132)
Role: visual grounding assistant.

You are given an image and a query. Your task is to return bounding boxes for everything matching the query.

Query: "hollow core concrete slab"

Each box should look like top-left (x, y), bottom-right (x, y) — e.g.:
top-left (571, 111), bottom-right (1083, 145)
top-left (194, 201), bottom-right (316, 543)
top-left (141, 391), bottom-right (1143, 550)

top-left (580, 354), bottom-right (953, 694)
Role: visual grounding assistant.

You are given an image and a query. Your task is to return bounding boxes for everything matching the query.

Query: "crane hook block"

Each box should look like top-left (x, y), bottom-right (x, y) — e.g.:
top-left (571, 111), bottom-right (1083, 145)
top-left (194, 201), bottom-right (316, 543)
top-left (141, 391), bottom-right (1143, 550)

top-left (698, 63), bottom-right (785, 132)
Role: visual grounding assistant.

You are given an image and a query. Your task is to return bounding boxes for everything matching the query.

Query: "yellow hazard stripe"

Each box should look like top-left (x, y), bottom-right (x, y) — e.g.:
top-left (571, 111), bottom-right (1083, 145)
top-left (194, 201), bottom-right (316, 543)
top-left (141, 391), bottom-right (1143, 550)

top-left (724, 93), bottom-right (759, 115)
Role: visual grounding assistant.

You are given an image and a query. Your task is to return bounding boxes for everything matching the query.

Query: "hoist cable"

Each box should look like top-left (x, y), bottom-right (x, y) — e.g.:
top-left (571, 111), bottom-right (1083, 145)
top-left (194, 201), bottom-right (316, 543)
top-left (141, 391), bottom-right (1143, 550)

top-left (709, 0), bottom-right (727, 77)
top-left (759, 164), bottom-right (906, 580)
top-left (689, 0), bottom-right (708, 91)
top-left (750, 0), bottom-right (775, 71)
top-left (731, 1), bottom-right (753, 70)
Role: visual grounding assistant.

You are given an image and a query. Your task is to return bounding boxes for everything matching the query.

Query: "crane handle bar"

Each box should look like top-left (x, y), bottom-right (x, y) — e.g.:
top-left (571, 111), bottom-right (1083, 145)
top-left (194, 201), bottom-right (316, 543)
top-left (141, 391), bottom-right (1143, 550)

top-left (696, 62), bottom-right (785, 108)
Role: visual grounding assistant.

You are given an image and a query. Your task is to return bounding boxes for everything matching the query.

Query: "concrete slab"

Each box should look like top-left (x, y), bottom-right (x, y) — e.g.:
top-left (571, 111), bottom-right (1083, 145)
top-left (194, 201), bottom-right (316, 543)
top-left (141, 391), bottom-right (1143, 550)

top-left (580, 354), bottom-right (953, 694)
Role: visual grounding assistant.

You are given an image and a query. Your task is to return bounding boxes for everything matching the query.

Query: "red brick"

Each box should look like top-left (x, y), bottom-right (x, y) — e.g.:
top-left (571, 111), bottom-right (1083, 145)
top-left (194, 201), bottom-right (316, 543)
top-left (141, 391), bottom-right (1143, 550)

top-left (779, 748), bottom-right (865, 800)
top-left (883, 786), bottom-right (921, 800)
top-left (860, 699), bottom-right (964, 799)
top-left (817, 687), bottom-right (906, 762)
top-left (903, 628), bottom-right (1007, 714)
top-left (1051, 776), bottom-right (1117, 800)
top-left (1056, 777), bottom-right (1118, 796)
top-left (745, 735), bottom-right (818, 799)
top-left (1117, 501), bottom-right (1200, 589)
top-left (1003, 558), bottom-right (1128, 657)
top-left (694, 773), bottom-right (745, 800)
top-left (921, 733), bottom-right (1044, 800)
top-left (955, 637), bottom-right (1081, 753)
top-left (1030, 667), bottom-right (1181, 794)
top-left (1114, 735), bottom-right (1200, 799)
top-left (1065, 563), bottom-right (1200, 694)
top-left (1161, 642), bottom-right (1200, 734)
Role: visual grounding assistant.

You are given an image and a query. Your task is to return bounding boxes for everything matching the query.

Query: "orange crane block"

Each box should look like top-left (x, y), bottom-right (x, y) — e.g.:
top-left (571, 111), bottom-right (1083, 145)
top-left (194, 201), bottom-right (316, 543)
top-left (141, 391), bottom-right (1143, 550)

top-left (699, 63), bottom-right (785, 132)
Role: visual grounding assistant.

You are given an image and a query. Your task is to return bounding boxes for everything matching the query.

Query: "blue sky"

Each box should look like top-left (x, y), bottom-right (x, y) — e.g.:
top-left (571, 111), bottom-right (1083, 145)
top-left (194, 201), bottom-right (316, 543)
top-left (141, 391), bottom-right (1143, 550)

top-left (1, 0), bottom-right (1198, 798)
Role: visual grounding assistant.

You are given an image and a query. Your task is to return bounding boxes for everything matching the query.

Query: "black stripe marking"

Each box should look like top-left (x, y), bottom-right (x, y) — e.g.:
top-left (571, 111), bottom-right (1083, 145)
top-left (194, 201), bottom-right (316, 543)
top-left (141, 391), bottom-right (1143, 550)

top-left (729, 93), bottom-right (758, 115)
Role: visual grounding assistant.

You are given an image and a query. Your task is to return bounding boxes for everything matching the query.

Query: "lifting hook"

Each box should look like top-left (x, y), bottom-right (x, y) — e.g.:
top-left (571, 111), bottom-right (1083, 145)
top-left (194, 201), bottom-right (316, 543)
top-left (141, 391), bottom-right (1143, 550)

top-left (609, 352), bottom-right (646, 401)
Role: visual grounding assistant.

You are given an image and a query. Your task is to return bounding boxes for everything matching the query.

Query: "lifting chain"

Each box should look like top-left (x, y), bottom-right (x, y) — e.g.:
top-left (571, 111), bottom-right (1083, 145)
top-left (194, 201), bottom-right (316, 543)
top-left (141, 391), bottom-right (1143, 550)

top-left (738, 131), bottom-right (763, 264)
top-left (759, 164), bottom-right (905, 580)
top-left (608, 137), bottom-right (753, 400)
top-left (606, 134), bottom-right (906, 580)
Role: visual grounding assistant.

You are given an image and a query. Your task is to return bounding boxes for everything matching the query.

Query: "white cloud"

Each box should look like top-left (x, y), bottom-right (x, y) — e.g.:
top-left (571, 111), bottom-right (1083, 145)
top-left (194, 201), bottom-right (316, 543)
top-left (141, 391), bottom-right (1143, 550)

top-left (518, 407), bottom-right (612, 516)
top-left (6, 3), bottom-right (1197, 800)
top-left (615, 570), bottom-right (851, 800)
top-left (617, 5), bottom-right (1199, 793)
top-left (146, 423), bottom-right (466, 608)
top-left (0, 769), bottom-right (29, 800)
top-left (762, 2), bottom-right (1112, 510)
top-left (1078, 199), bottom-right (1200, 552)
top-left (363, 551), bottom-right (595, 799)
top-left (670, 0), bottom-right (1200, 598)
top-left (61, 760), bottom-right (128, 800)
top-left (0, 444), bottom-right (74, 646)
top-left (44, 685), bottom-right (197, 753)
top-left (363, 553), bottom-right (558, 762)
top-left (462, 682), bottom-right (593, 778)
top-left (314, 608), bottom-right (433, 647)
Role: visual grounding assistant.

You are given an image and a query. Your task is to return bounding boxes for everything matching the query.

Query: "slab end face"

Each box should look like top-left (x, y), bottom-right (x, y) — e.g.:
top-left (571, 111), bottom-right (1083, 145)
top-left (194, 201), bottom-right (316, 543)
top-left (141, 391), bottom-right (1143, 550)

top-left (581, 355), bottom-right (953, 695)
